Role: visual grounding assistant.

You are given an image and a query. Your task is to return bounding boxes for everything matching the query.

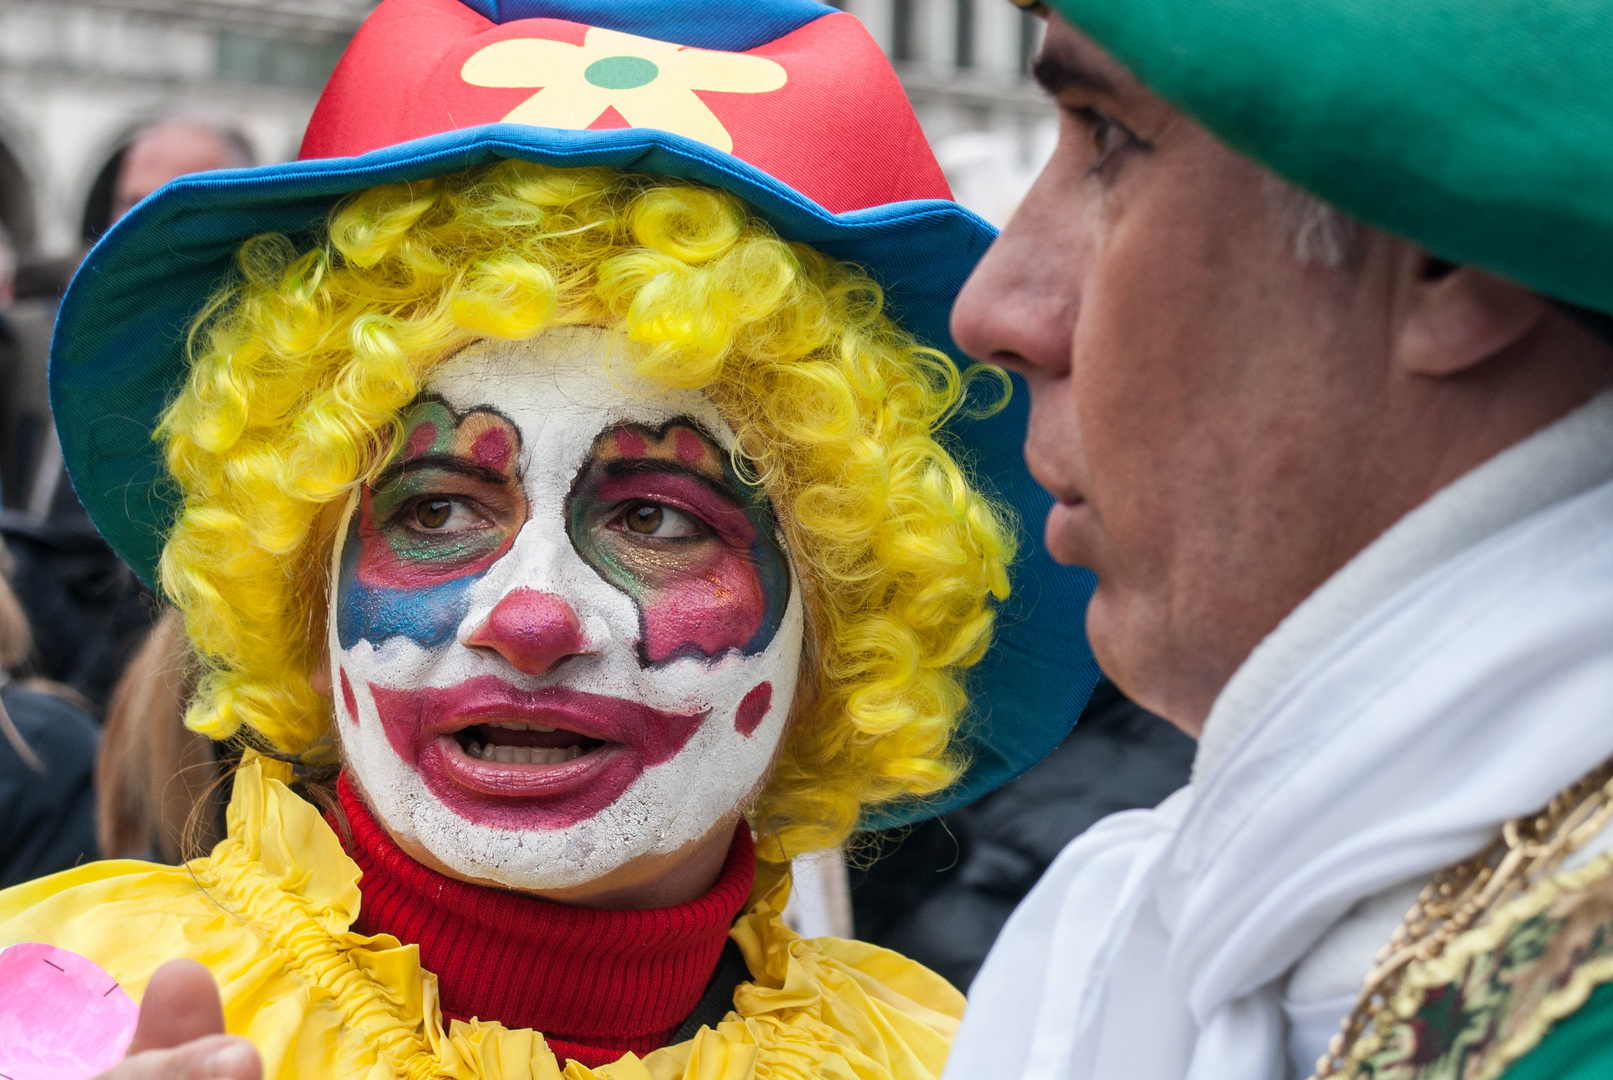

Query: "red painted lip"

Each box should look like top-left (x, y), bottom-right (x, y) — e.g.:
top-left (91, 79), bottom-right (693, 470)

top-left (368, 676), bottom-right (709, 830)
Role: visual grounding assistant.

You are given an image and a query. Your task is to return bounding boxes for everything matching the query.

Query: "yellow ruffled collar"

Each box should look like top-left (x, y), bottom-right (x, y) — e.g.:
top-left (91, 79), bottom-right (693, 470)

top-left (200, 754), bottom-right (960, 1080)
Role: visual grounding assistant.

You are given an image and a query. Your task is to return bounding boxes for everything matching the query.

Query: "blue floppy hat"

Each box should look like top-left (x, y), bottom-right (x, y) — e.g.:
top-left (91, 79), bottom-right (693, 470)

top-left (49, 0), bottom-right (1099, 825)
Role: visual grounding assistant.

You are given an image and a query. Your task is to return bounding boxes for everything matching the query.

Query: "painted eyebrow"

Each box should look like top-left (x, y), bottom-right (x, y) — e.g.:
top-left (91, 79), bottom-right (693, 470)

top-left (1032, 48), bottom-right (1116, 97)
top-left (597, 458), bottom-right (750, 504)
top-left (377, 452), bottom-right (511, 487)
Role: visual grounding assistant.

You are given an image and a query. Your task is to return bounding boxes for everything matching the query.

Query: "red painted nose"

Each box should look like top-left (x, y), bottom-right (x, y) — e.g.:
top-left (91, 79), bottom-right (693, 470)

top-left (465, 589), bottom-right (585, 676)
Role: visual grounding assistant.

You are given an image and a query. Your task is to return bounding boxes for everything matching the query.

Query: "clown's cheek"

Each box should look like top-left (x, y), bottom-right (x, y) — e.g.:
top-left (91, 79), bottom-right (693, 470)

top-left (639, 557), bottom-right (770, 665)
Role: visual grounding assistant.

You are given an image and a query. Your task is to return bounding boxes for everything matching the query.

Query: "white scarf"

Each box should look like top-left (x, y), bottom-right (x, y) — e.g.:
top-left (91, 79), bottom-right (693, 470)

top-left (944, 392), bottom-right (1613, 1080)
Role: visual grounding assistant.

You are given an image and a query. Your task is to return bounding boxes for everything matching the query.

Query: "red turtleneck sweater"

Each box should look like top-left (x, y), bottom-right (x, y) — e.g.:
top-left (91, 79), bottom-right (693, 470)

top-left (334, 775), bottom-right (755, 1068)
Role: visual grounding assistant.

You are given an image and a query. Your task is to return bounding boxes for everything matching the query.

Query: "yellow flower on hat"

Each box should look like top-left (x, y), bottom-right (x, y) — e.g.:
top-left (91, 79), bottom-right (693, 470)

top-left (462, 26), bottom-right (787, 154)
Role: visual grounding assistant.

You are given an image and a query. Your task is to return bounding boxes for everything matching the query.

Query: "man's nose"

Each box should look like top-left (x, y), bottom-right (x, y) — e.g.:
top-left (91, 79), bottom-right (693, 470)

top-left (465, 588), bottom-right (586, 676)
top-left (949, 161), bottom-right (1085, 380)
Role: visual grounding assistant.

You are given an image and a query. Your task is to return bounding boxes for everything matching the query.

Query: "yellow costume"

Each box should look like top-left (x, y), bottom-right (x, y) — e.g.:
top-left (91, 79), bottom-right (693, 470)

top-left (0, 756), bottom-right (961, 1080)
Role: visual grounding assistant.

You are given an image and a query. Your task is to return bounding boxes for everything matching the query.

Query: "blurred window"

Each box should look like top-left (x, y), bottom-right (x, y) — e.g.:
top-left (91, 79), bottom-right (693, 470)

top-left (955, 0), bottom-right (975, 68)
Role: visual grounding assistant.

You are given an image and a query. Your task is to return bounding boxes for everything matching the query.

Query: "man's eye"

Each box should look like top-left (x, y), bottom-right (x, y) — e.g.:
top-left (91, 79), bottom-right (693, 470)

top-left (619, 502), bottom-right (702, 539)
top-left (411, 498), bottom-right (481, 531)
top-left (1069, 106), bottom-right (1149, 176)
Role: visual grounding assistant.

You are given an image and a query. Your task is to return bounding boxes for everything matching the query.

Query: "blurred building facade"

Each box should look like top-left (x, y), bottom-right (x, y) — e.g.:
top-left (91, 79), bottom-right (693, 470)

top-left (0, 0), bottom-right (1049, 515)
top-left (0, 0), bottom-right (373, 520)
top-left (0, 0), bottom-right (1047, 270)
top-left (0, 0), bottom-right (368, 264)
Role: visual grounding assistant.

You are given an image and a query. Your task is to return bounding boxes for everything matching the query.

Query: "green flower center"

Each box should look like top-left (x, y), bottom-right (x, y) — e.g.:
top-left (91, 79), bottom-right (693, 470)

top-left (584, 56), bottom-right (659, 90)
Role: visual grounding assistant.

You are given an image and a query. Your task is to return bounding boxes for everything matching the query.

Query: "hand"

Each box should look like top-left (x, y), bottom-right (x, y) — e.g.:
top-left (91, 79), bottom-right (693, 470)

top-left (91, 959), bottom-right (261, 1080)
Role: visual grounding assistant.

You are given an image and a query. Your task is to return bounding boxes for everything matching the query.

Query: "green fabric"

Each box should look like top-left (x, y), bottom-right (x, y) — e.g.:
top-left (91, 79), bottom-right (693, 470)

top-left (1044, 0), bottom-right (1613, 316)
top-left (1500, 979), bottom-right (1613, 1080)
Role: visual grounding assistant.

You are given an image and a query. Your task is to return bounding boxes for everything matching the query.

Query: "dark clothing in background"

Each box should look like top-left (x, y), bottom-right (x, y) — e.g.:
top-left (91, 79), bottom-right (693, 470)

top-left (850, 678), bottom-right (1194, 990)
top-left (1, 514), bottom-right (156, 710)
top-left (0, 685), bottom-right (99, 887)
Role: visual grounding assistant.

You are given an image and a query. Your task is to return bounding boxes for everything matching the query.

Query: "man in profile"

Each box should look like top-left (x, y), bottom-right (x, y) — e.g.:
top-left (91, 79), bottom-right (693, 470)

top-left (945, 1), bottom-right (1613, 1078)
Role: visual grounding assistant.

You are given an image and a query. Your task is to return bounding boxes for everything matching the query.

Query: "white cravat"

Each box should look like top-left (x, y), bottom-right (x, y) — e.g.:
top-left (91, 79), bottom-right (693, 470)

top-left (944, 390), bottom-right (1613, 1080)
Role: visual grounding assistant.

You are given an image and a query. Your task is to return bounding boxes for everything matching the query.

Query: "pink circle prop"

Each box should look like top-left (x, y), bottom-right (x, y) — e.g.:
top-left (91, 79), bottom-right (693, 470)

top-left (0, 943), bottom-right (139, 1079)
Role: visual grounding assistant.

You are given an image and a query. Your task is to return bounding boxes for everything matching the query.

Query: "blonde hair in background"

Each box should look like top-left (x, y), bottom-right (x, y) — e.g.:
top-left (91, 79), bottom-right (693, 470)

top-left (159, 160), bottom-right (1016, 858)
top-left (96, 609), bottom-right (224, 862)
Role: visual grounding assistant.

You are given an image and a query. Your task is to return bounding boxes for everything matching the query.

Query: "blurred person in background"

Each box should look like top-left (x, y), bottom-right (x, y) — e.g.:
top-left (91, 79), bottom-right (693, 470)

top-left (108, 120), bottom-right (255, 223)
top-left (0, 214), bottom-right (104, 888)
top-left (0, 118), bottom-right (257, 715)
top-left (95, 609), bottom-right (226, 863)
top-left (0, 536), bottom-right (100, 887)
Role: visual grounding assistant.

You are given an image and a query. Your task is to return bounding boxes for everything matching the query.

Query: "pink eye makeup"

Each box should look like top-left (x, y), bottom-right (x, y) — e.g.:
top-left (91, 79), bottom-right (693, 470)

top-left (566, 420), bottom-right (791, 667)
top-left (336, 396), bottom-right (527, 650)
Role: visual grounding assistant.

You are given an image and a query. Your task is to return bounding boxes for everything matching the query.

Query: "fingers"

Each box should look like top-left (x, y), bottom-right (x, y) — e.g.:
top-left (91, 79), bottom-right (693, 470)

top-left (125, 959), bottom-right (227, 1053)
top-left (92, 1034), bottom-right (262, 1080)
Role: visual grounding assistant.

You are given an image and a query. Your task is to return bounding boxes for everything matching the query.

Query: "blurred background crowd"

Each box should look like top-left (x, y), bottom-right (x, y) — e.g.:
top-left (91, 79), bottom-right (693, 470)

top-left (0, 0), bottom-right (1190, 990)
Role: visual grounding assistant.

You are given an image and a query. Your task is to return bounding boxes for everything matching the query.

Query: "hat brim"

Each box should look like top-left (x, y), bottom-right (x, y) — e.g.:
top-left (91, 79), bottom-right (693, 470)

top-left (50, 122), bottom-right (1099, 825)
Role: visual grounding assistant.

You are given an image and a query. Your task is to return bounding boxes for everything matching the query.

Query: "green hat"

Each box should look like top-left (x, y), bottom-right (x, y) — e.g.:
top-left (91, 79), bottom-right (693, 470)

top-left (1038, 0), bottom-right (1613, 317)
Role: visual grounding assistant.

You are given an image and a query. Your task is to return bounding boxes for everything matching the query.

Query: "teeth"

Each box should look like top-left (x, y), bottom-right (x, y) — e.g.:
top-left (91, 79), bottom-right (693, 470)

top-left (464, 741), bottom-right (588, 764)
top-left (489, 721), bottom-right (558, 733)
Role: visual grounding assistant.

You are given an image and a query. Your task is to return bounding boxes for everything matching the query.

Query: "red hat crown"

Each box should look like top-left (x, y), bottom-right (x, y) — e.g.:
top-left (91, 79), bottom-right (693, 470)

top-left (301, 0), bottom-right (951, 214)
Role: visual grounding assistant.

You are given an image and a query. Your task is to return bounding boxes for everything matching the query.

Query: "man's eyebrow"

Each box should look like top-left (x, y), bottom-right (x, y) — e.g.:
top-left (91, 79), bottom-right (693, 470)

top-left (1031, 49), bottom-right (1116, 97)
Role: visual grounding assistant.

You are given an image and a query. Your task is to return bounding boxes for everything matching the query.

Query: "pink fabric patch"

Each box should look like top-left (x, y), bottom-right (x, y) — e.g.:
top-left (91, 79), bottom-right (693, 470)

top-left (0, 943), bottom-right (139, 1079)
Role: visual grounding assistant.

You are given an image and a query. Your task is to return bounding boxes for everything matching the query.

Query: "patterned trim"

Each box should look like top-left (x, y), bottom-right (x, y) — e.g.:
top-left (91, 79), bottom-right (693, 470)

top-left (1352, 853), bottom-right (1613, 1080)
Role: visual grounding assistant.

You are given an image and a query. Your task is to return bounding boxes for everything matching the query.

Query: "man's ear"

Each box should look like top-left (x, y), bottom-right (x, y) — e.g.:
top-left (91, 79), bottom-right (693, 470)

top-left (1396, 252), bottom-right (1548, 377)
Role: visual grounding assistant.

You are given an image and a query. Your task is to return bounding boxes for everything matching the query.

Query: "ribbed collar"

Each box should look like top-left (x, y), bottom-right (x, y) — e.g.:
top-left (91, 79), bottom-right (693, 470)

top-left (334, 774), bottom-right (754, 1068)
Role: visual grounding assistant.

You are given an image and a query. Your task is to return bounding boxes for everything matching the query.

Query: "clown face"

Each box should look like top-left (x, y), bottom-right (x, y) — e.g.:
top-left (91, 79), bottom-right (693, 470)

top-left (328, 327), bottom-right (803, 891)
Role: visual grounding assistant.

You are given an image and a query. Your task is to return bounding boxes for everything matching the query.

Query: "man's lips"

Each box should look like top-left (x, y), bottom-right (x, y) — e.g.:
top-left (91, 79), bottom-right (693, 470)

top-left (1023, 443), bottom-right (1086, 509)
top-left (1044, 495), bottom-right (1095, 568)
top-left (368, 675), bottom-right (710, 828)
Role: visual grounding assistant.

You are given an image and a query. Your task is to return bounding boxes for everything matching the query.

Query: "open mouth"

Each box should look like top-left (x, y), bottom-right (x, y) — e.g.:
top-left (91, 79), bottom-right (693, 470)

top-left (455, 721), bottom-right (608, 765)
top-left (367, 676), bottom-right (713, 828)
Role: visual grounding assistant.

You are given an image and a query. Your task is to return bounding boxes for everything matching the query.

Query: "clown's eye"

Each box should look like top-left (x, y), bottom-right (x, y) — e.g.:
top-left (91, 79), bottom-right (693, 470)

top-left (620, 502), bottom-right (702, 539)
top-left (412, 498), bottom-right (481, 531)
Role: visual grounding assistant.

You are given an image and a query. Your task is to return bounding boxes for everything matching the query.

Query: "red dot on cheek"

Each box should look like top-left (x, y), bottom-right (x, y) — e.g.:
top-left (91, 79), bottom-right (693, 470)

top-left (735, 681), bottom-right (773, 737)
top-left (340, 669), bottom-right (359, 726)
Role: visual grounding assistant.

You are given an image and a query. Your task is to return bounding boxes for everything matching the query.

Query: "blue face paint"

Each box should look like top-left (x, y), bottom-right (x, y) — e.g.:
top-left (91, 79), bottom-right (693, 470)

top-left (334, 396), bottom-right (527, 651)
top-left (335, 512), bottom-right (487, 650)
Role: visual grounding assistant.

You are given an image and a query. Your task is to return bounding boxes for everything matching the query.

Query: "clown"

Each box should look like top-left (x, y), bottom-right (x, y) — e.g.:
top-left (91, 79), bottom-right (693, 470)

top-left (0, 2), bottom-right (1099, 1078)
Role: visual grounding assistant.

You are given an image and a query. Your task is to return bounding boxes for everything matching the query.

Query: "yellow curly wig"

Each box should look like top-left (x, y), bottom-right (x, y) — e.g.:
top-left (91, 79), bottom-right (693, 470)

top-left (159, 160), bottom-right (1015, 858)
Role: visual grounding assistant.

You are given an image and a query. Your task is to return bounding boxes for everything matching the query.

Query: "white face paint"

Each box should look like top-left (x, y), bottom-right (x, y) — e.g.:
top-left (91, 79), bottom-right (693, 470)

top-left (329, 327), bottom-right (803, 890)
